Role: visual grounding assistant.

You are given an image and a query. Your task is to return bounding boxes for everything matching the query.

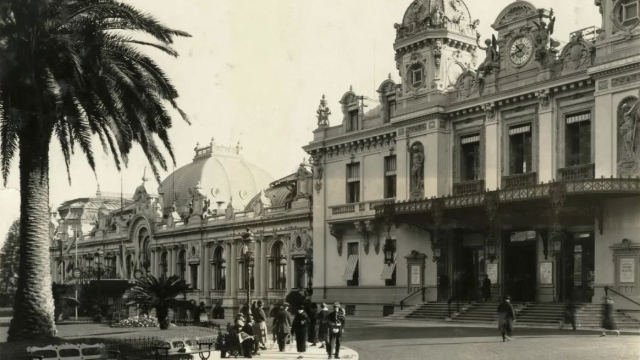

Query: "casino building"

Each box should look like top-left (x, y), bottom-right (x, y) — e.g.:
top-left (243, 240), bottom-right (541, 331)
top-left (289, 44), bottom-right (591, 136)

top-left (304, 0), bottom-right (640, 317)
top-left (49, 141), bottom-right (315, 319)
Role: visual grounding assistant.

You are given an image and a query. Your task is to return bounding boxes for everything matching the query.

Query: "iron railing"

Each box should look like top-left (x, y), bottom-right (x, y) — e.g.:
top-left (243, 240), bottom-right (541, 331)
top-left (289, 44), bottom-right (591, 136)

top-left (400, 287), bottom-right (426, 310)
top-left (375, 177), bottom-right (640, 218)
top-left (330, 199), bottom-right (395, 216)
top-left (605, 286), bottom-right (640, 308)
top-left (453, 180), bottom-right (485, 196)
top-left (558, 163), bottom-right (595, 181)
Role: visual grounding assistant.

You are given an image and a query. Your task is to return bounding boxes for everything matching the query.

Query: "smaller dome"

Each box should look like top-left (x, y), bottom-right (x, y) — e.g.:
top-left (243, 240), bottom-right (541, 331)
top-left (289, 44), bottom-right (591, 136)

top-left (244, 173), bottom-right (298, 212)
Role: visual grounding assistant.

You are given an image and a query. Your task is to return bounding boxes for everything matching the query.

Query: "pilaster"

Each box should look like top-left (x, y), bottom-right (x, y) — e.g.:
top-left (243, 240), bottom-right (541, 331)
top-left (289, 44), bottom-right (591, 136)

top-left (224, 243), bottom-right (231, 297)
top-left (255, 239), bottom-right (262, 298)
top-left (260, 237), bottom-right (268, 297)
top-left (230, 242), bottom-right (237, 297)
top-left (483, 103), bottom-right (500, 190)
top-left (537, 90), bottom-right (555, 183)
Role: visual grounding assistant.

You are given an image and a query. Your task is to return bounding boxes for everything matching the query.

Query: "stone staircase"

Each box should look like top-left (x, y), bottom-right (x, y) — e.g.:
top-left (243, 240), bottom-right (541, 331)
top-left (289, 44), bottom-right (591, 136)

top-left (574, 304), bottom-right (640, 330)
top-left (514, 302), bottom-right (567, 325)
top-left (404, 301), bottom-right (454, 320)
top-left (451, 301), bottom-right (502, 323)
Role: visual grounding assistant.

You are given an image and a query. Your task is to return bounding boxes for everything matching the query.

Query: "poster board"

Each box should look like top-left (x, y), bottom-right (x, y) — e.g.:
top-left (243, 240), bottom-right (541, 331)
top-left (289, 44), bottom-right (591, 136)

top-left (539, 261), bottom-right (553, 285)
top-left (486, 263), bottom-right (498, 284)
top-left (620, 258), bottom-right (635, 283)
top-left (410, 265), bottom-right (421, 285)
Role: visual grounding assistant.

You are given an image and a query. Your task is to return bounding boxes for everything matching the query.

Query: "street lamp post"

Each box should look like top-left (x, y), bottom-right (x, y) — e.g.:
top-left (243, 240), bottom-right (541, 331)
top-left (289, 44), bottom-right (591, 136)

top-left (241, 229), bottom-right (255, 310)
top-left (73, 248), bottom-right (115, 322)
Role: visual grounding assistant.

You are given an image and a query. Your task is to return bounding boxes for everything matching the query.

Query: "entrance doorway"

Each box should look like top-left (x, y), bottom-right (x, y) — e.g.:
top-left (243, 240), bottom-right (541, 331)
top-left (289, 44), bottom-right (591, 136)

top-left (568, 233), bottom-right (595, 303)
top-left (459, 247), bottom-right (485, 302)
top-left (505, 231), bottom-right (537, 303)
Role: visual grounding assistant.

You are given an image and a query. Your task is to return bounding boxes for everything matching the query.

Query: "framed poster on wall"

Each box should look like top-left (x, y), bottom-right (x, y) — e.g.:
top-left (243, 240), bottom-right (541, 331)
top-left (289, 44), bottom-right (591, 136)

top-left (486, 263), bottom-right (498, 284)
top-left (620, 258), bottom-right (635, 283)
top-left (410, 265), bottom-right (421, 285)
top-left (539, 261), bottom-right (553, 285)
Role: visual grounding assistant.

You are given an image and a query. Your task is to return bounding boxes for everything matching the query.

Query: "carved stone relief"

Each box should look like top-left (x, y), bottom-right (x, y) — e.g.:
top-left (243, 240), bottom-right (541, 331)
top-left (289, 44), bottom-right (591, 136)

top-left (409, 142), bottom-right (425, 200)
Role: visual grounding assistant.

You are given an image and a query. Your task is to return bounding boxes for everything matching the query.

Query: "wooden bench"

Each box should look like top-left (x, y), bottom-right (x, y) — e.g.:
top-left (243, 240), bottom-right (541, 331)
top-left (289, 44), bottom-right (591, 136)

top-left (26, 343), bottom-right (120, 360)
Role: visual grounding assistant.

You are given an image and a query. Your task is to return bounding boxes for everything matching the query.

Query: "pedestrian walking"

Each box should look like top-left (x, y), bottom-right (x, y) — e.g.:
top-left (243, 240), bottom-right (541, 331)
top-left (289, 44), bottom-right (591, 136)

top-left (317, 303), bottom-right (329, 349)
top-left (600, 296), bottom-right (620, 337)
top-left (560, 298), bottom-right (577, 331)
top-left (292, 307), bottom-right (310, 359)
top-left (326, 302), bottom-right (346, 359)
top-left (273, 302), bottom-right (292, 352)
top-left (482, 275), bottom-right (492, 302)
top-left (307, 302), bottom-right (317, 346)
top-left (253, 301), bottom-right (268, 351)
top-left (497, 295), bottom-right (516, 342)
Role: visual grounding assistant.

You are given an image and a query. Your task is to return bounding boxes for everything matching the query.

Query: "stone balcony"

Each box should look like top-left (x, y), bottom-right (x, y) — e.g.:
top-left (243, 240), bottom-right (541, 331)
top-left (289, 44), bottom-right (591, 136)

top-left (328, 199), bottom-right (395, 221)
top-left (453, 179), bottom-right (485, 195)
top-left (558, 163), bottom-right (595, 181)
top-left (501, 172), bottom-right (538, 189)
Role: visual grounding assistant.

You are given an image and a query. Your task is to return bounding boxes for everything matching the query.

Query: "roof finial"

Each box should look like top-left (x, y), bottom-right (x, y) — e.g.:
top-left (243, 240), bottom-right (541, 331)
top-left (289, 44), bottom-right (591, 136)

top-left (142, 167), bottom-right (149, 183)
top-left (210, 137), bottom-right (215, 147)
top-left (236, 141), bottom-right (243, 155)
top-left (388, 73), bottom-right (392, 80)
top-left (96, 183), bottom-right (102, 197)
top-left (350, 85), bottom-right (353, 91)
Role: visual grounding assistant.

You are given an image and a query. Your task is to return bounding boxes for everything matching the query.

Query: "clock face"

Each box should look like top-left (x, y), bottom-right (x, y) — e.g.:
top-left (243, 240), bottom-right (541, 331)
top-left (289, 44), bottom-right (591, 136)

top-left (509, 37), bottom-right (533, 67)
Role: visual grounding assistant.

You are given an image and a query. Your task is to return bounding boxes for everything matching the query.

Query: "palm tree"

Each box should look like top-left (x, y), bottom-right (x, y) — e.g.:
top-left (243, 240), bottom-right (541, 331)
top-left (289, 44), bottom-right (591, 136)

top-left (0, 1), bottom-right (190, 341)
top-left (127, 274), bottom-right (193, 330)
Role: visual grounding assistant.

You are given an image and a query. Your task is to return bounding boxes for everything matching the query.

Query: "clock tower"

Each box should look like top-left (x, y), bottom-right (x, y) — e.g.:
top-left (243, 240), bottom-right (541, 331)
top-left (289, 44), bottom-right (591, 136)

top-left (393, 0), bottom-right (478, 98)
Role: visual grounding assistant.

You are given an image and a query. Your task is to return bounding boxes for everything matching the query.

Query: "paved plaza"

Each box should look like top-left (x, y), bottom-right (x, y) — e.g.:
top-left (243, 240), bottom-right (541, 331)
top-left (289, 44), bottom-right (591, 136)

top-left (3, 318), bottom-right (639, 360)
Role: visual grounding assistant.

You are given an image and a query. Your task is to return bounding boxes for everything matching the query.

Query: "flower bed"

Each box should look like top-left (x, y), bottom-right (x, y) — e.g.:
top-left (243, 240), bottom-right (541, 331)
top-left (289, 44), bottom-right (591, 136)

top-left (110, 315), bottom-right (176, 328)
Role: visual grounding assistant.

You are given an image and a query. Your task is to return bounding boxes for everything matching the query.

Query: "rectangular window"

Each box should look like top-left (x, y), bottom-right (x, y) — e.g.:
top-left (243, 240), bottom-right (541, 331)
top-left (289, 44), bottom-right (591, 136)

top-left (565, 112), bottom-right (591, 167)
top-left (348, 110), bottom-right (359, 132)
top-left (384, 156), bottom-right (397, 198)
top-left (508, 124), bottom-right (532, 175)
top-left (460, 134), bottom-right (481, 181)
top-left (386, 100), bottom-right (396, 122)
top-left (190, 264), bottom-right (198, 290)
top-left (346, 163), bottom-right (360, 203)
top-left (346, 242), bottom-right (359, 286)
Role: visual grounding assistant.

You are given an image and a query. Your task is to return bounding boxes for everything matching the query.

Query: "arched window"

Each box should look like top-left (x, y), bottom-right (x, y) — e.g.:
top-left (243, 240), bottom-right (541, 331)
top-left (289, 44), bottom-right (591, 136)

top-left (160, 251), bottom-right (168, 278)
top-left (271, 242), bottom-right (286, 290)
top-left (178, 249), bottom-right (186, 280)
top-left (212, 247), bottom-right (226, 290)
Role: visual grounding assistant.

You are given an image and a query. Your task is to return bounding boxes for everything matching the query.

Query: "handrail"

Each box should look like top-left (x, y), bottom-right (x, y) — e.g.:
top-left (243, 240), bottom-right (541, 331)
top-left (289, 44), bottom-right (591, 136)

top-left (400, 287), bottom-right (425, 310)
top-left (605, 286), bottom-right (640, 308)
top-left (447, 289), bottom-right (466, 317)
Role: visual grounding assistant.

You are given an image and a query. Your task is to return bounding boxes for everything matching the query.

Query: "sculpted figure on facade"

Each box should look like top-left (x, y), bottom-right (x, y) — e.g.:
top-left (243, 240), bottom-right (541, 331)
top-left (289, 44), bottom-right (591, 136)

top-left (284, 180), bottom-right (297, 210)
top-left (617, 92), bottom-right (640, 177)
top-left (316, 94), bottom-right (331, 127)
top-left (532, 9), bottom-right (559, 67)
top-left (409, 142), bottom-right (425, 199)
top-left (475, 33), bottom-right (499, 79)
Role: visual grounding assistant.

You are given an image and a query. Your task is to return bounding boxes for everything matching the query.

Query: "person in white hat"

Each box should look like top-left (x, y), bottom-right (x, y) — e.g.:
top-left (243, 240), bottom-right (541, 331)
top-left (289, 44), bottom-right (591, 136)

top-left (326, 302), bottom-right (346, 359)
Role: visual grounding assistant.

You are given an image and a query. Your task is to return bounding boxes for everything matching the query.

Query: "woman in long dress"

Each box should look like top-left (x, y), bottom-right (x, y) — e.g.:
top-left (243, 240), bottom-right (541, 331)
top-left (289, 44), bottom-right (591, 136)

top-left (291, 308), bottom-right (310, 359)
top-left (600, 296), bottom-right (620, 337)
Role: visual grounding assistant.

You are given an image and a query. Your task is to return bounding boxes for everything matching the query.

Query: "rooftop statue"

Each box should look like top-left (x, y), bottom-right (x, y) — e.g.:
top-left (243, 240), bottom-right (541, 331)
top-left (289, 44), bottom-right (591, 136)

top-left (476, 32), bottom-right (499, 79)
top-left (317, 95), bottom-right (331, 127)
top-left (532, 9), bottom-right (559, 67)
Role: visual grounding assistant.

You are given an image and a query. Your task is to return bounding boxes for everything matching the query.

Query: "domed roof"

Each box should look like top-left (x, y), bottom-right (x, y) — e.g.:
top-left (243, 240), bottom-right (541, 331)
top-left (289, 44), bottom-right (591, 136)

top-left (397, 0), bottom-right (473, 38)
top-left (244, 173), bottom-right (298, 212)
top-left (159, 141), bottom-right (274, 215)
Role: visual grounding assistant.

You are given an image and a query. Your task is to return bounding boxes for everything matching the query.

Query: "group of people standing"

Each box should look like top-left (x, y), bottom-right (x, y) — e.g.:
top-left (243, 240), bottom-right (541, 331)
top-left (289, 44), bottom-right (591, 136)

top-left (271, 301), bottom-right (346, 359)
top-left (227, 300), bottom-right (346, 359)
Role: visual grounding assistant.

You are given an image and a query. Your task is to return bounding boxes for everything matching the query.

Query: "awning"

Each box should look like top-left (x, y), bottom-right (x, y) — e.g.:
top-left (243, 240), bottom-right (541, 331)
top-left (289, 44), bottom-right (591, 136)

top-left (509, 125), bottom-right (531, 135)
top-left (566, 113), bottom-right (591, 124)
top-left (461, 135), bottom-right (480, 144)
top-left (343, 254), bottom-right (359, 281)
top-left (380, 253), bottom-right (398, 280)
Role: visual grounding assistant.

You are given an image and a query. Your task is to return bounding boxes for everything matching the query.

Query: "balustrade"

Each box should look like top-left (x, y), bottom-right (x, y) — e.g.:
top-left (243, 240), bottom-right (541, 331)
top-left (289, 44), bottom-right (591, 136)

top-left (329, 199), bottom-right (395, 216)
top-left (558, 164), bottom-right (595, 181)
top-left (453, 180), bottom-right (485, 195)
top-left (501, 172), bottom-right (537, 189)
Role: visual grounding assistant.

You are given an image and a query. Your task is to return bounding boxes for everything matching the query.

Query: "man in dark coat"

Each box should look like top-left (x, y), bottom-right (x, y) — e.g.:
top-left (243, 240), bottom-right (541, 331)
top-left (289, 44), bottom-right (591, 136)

top-left (292, 307), bottom-right (310, 358)
top-left (239, 318), bottom-right (255, 358)
top-left (482, 275), bottom-right (492, 302)
top-left (560, 297), bottom-right (576, 331)
top-left (272, 303), bottom-right (292, 352)
top-left (317, 303), bottom-right (329, 349)
top-left (326, 302), bottom-right (346, 359)
top-left (497, 295), bottom-right (516, 342)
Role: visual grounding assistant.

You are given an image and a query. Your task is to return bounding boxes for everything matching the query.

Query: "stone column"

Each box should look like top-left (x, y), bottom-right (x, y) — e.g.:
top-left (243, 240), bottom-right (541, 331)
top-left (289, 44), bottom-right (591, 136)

top-left (150, 249), bottom-right (156, 277)
top-left (198, 242), bottom-right (205, 293)
top-left (260, 237), bottom-right (268, 297)
top-left (254, 240), bottom-right (262, 298)
top-left (168, 249), bottom-right (173, 276)
top-left (230, 242), bottom-right (238, 297)
top-left (224, 243), bottom-right (231, 297)
top-left (537, 91), bottom-right (555, 183)
top-left (286, 244), bottom-right (292, 294)
top-left (202, 244), bottom-right (210, 297)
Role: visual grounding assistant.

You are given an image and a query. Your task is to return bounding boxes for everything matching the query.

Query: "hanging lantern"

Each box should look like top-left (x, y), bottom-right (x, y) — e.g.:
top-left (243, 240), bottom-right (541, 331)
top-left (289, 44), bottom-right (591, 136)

top-left (304, 258), bottom-right (313, 273)
top-left (279, 258), bottom-right (287, 266)
top-left (485, 232), bottom-right (497, 263)
top-left (551, 230), bottom-right (564, 253)
top-left (382, 237), bottom-right (396, 265)
top-left (221, 259), bottom-right (227, 269)
top-left (431, 241), bottom-right (443, 263)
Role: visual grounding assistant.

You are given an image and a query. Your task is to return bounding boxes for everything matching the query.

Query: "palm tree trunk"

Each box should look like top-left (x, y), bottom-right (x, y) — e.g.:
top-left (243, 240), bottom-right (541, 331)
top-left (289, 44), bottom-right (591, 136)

top-left (8, 130), bottom-right (56, 341)
top-left (157, 306), bottom-right (171, 330)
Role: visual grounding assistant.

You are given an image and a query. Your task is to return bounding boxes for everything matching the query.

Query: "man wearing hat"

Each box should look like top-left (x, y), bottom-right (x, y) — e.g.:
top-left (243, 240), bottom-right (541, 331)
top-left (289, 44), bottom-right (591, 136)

top-left (497, 295), bottom-right (516, 342)
top-left (272, 302), bottom-right (292, 352)
top-left (326, 302), bottom-right (346, 359)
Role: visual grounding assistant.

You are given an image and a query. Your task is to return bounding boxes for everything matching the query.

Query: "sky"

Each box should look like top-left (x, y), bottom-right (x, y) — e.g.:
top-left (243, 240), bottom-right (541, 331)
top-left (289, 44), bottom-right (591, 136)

top-left (0, 0), bottom-right (600, 248)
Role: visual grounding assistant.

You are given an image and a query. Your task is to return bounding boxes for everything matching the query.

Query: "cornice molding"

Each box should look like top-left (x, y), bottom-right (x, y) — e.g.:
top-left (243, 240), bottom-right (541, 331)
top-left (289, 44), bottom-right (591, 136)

top-left (588, 55), bottom-right (640, 78)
